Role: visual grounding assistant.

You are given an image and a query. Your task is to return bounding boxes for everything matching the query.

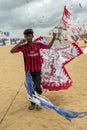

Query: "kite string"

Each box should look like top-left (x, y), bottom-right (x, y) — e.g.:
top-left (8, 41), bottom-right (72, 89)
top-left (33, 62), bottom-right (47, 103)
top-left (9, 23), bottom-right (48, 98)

top-left (0, 82), bottom-right (23, 124)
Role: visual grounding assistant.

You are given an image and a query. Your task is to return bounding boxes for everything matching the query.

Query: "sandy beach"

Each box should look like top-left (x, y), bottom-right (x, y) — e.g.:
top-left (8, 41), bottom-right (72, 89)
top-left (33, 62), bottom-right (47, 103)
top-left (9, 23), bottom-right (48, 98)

top-left (0, 41), bottom-right (87, 130)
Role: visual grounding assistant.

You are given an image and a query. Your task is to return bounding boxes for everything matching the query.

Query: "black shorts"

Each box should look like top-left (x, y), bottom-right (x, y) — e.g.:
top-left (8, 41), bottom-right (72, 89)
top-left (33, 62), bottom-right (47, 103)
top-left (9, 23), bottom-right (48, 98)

top-left (30, 71), bottom-right (42, 94)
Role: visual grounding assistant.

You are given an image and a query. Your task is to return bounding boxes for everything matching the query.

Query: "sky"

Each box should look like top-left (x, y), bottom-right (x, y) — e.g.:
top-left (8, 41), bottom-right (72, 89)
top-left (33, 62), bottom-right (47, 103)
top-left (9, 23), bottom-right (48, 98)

top-left (0, 0), bottom-right (87, 38)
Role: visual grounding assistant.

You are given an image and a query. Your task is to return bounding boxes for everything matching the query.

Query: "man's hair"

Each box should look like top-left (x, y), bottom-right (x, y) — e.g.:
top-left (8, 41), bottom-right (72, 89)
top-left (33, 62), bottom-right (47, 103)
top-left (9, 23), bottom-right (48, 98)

top-left (23, 29), bottom-right (34, 36)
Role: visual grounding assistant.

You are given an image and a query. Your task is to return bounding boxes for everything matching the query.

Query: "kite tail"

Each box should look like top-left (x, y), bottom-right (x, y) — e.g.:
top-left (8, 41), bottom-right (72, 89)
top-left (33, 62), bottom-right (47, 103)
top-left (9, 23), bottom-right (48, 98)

top-left (52, 107), bottom-right (87, 121)
top-left (25, 72), bottom-right (35, 97)
top-left (25, 72), bottom-right (87, 121)
top-left (33, 95), bottom-right (87, 121)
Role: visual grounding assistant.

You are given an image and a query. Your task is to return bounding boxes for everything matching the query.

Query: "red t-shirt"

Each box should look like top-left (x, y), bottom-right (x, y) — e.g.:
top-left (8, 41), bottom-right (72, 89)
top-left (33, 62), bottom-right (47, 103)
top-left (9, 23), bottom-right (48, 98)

top-left (16, 42), bottom-right (48, 72)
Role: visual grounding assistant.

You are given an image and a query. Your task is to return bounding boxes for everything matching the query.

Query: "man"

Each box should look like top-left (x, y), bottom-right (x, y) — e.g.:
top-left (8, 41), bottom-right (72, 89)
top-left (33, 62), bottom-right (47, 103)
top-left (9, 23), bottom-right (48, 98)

top-left (10, 28), bottom-right (56, 110)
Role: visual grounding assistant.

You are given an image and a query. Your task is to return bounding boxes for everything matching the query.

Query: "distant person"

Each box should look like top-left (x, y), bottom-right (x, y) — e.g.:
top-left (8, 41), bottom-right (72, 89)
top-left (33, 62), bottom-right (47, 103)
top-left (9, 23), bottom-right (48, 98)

top-left (10, 29), bottom-right (56, 110)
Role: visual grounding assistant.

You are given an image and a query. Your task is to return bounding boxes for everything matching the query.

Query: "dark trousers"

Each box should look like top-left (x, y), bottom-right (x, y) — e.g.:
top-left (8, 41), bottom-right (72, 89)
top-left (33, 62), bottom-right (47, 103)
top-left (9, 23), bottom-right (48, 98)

top-left (30, 71), bottom-right (42, 105)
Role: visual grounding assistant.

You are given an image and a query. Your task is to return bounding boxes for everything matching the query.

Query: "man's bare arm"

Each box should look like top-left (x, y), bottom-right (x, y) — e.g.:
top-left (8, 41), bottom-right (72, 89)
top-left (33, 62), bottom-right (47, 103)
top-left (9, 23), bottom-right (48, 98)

top-left (10, 39), bottom-right (26, 53)
top-left (48, 33), bottom-right (56, 48)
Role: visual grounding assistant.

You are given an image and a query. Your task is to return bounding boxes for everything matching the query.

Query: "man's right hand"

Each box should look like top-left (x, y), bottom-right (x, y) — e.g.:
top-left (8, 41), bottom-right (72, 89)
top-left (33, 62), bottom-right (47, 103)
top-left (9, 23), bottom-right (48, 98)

top-left (19, 39), bottom-right (26, 44)
top-left (10, 39), bottom-right (26, 53)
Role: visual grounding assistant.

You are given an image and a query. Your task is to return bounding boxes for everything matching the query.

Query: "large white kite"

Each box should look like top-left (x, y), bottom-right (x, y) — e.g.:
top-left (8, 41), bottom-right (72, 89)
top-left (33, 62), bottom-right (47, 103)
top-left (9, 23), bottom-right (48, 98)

top-left (34, 36), bottom-right (82, 91)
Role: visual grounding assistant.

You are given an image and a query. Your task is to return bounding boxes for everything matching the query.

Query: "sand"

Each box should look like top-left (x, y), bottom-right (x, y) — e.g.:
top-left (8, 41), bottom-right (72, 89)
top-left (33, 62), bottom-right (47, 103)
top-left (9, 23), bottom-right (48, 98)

top-left (0, 41), bottom-right (87, 130)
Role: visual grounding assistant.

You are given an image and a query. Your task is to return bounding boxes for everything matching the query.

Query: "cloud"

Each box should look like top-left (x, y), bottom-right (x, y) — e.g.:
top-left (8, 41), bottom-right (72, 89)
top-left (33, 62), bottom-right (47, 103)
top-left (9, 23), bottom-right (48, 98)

top-left (0, 0), bottom-right (87, 38)
top-left (0, 0), bottom-right (34, 11)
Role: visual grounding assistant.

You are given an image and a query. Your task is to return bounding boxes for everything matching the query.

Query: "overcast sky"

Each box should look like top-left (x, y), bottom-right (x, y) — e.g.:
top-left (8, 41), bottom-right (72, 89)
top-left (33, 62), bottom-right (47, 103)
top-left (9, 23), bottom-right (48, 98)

top-left (0, 0), bottom-right (87, 38)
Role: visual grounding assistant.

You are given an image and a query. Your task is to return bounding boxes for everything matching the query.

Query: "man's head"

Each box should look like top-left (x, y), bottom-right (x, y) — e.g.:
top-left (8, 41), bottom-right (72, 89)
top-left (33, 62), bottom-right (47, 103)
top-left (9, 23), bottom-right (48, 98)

top-left (23, 29), bottom-right (34, 43)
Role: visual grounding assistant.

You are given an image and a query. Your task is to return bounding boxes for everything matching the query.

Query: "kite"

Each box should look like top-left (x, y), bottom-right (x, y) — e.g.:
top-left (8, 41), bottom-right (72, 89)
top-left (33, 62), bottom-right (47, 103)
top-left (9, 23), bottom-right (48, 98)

top-left (67, 0), bottom-right (86, 8)
top-left (83, 47), bottom-right (87, 56)
top-left (25, 72), bottom-right (87, 121)
top-left (79, 3), bottom-right (82, 8)
top-left (40, 42), bottom-right (82, 91)
top-left (62, 6), bottom-right (86, 41)
top-left (34, 36), bottom-right (48, 45)
top-left (34, 36), bottom-right (82, 91)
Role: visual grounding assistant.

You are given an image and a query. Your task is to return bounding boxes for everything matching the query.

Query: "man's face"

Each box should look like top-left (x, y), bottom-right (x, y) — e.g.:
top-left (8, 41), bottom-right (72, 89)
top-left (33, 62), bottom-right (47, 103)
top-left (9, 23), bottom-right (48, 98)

top-left (24, 34), bottom-right (33, 43)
